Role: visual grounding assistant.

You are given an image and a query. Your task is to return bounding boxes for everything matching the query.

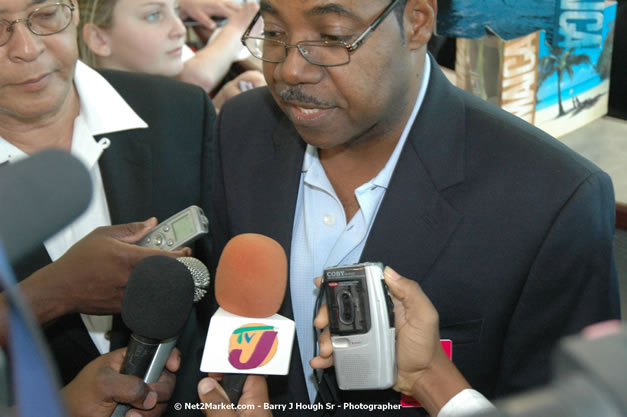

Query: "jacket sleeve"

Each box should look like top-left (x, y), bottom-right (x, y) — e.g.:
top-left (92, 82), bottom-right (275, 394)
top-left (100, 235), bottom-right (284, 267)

top-left (494, 170), bottom-right (620, 396)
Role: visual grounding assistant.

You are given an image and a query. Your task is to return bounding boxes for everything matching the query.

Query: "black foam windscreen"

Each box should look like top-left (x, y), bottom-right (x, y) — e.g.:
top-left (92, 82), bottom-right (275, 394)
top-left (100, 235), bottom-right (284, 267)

top-left (0, 149), bottom-right (92, 263)
top-left (122, 256), bottom-right (195, 340)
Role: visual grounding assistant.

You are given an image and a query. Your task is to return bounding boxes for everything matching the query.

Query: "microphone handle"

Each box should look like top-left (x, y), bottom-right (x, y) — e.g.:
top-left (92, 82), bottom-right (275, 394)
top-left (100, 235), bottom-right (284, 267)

top-left (110, 334), bottom-right (160, 417)
top-left (121, 334), bottom-right (160, 375)
top-left (111, 403), bottom-right (131, 417)
top-left (144, 337), bottom-right (178, 383)
top-left (222, 374), bottom-right (247, 404)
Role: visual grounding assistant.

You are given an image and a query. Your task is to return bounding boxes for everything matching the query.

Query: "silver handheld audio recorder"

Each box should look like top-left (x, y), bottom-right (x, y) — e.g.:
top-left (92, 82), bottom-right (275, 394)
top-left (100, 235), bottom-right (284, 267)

top-left (136, 205), bottom-right (208, 250)
top-left (323, 262), bottom-right (396, 390)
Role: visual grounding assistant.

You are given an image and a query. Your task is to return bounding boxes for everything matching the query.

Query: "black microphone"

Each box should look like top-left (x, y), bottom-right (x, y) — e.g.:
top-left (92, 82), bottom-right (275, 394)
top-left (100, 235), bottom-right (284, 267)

top-left (142, 256), bottom-right (210, 384)
top-left (111, 255), bottom-right (195, 417)
top-left (0, 149), bottom-right (92, 263)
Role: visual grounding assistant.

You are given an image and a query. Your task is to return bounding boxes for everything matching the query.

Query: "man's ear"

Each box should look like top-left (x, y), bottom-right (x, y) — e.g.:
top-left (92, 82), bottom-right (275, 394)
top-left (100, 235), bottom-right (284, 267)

top-left (404, 0), bottom-right (436, 50)
top-left (82, 23), bottom-right (112, 57)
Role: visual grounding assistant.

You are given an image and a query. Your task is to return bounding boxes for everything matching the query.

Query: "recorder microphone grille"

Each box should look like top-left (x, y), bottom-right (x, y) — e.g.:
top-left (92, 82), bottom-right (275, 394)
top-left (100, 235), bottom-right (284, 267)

top-left (337, 354), bottom-right (371, 388)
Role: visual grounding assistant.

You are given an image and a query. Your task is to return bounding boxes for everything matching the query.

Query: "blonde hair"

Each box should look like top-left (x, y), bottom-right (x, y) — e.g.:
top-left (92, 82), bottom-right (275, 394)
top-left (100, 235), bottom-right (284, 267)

top-left (76, 0), bottom-right (118, 67)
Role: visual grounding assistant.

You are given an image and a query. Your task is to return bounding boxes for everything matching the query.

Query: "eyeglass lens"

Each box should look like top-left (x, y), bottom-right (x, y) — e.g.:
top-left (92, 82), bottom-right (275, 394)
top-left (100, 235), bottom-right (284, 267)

top-left (244, 14), bottom-right (350, 66)
top-left (0, 3), bottom-right (72, 45)
top-left (245, 38), bottom-right (350, 66)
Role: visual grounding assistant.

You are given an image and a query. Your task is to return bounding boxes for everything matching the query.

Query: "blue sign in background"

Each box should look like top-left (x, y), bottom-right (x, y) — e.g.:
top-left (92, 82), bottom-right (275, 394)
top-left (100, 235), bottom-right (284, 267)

top-left (436, 0), bottom-right (559, 41)
top-left (536, 3), bottom-right (616, 110)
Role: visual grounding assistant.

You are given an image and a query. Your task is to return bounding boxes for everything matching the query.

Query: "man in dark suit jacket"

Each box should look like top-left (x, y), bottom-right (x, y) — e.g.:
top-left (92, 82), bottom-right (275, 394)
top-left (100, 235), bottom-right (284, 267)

top-left (208, 0), bottom-right (620, 415)
top-left (0, 2), bottom-right (212, 414)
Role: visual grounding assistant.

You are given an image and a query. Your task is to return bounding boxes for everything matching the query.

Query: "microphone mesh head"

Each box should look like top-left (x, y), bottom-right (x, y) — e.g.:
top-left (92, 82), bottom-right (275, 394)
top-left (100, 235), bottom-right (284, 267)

top-left (177, 257), bottom-right (210, 302)
top-left (122, 255), bottom-right (195, 339)
top-left (215, 233), bottom-right (287, 318)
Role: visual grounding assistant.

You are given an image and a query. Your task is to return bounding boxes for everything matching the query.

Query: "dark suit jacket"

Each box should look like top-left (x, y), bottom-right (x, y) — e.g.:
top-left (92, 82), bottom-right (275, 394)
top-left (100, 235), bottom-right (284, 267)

top-left (12, 69), bottom-right (214, 416)
top-left (209, 58), bottom-right (620, 416)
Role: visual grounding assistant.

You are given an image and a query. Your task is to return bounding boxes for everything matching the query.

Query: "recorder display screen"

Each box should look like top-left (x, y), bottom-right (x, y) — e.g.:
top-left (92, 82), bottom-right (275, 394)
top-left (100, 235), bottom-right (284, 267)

top-left (172, 213), bottom-right (194, 241)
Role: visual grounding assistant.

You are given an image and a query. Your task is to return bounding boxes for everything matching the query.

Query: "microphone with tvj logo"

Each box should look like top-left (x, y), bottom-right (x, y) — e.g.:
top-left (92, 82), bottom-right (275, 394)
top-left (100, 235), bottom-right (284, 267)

top-left (200, 233), bottom-right (295, 404)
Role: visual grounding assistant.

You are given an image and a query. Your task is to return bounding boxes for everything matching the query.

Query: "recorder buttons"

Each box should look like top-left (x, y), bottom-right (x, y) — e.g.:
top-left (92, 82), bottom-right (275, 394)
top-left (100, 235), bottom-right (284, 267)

top-left (153, 234), bottom-right (164, 247)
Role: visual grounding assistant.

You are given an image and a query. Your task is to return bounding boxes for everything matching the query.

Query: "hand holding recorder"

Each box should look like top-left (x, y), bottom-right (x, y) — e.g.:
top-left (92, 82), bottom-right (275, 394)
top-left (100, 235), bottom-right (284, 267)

top-left (45, 219), bottom-right (191, 316)
top-left (313, 266), bottom-right (473, 416)
top-left (382, 267), bottom-right (472, 415)
top-left (0, 219), bottom-right (192, 346)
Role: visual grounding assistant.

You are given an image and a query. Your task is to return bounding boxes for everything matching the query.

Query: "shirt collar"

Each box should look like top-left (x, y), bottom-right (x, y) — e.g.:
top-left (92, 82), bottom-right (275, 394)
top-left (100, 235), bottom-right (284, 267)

top-left (0, 125), bottom-right (107, 170)
top-left (74, 60), bottom-right (148, 136)
top-left (0, 141), bottom-right (26, 165)
top-left (302, 57), bottom-right (432, 190)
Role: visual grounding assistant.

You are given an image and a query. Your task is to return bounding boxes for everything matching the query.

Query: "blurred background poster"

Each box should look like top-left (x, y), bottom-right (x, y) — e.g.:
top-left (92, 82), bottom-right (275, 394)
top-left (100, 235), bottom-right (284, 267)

top-left (436, 0), bottom-right (559, 42)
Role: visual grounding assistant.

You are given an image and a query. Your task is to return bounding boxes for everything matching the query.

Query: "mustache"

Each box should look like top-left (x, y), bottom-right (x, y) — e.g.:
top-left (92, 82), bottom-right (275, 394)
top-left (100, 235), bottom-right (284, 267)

top-left (278, 87), bottom-right (330, 107)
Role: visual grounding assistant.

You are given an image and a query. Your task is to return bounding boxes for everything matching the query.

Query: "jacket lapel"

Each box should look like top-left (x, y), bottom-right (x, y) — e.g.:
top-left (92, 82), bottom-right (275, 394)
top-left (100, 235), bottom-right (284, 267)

top-left (361, 148), bottom-right (463, 282)
top-left (97, 130), bottom-right (152, 348)
top-left (361, 60), bottom-right (466, 283)
top-left (98, 131), bottom-right (152, 225)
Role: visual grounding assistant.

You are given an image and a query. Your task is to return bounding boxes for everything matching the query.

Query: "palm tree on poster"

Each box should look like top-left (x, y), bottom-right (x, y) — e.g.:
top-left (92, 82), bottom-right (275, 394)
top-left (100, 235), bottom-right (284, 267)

top-left (538, 46), bottom-right (591, 117)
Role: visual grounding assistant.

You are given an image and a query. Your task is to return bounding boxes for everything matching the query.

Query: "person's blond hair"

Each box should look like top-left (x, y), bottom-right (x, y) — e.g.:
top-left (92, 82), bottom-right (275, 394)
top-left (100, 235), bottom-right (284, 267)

top-left (76, 0), bottom-right (118, 67)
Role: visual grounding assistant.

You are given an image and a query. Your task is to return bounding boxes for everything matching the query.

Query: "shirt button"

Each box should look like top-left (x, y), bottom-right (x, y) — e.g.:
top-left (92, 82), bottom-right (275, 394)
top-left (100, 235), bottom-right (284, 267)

top-left (104, 331), bottom-right (112, 341)
top-left (323, 215), bottom-right (335, 226)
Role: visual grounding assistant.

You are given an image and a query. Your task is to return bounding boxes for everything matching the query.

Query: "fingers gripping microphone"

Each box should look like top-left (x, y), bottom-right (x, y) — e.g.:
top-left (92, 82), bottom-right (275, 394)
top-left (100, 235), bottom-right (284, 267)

top-left (200, 233), bottom-right (294, 404)
top-left (110, 255), bottom-right (195, 417)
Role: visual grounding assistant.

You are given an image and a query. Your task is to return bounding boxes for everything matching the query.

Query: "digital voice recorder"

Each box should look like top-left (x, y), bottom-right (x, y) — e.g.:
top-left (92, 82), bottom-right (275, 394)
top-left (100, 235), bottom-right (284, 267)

top-left (136, 205), bottom-right (208, 250)
top-left (323, 262), bottom-right (396, 390)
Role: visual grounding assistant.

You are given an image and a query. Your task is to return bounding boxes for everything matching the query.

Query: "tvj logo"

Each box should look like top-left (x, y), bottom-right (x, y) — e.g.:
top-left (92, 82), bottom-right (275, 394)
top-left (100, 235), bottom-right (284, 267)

top-left (228, 323), bottom-right (278, 370)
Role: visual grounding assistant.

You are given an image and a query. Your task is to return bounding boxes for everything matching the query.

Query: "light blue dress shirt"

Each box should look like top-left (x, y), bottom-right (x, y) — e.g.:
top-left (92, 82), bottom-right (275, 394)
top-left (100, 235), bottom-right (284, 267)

top-left (289, 59), bottom-right (432, 403)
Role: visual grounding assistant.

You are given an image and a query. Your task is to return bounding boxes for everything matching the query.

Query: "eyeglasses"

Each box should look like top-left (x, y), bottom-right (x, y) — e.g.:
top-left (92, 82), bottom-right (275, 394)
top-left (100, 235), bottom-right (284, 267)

top-left (0, 1), bottom-right (75, 47)
top-left (241, 0), bottom-right (402, 67)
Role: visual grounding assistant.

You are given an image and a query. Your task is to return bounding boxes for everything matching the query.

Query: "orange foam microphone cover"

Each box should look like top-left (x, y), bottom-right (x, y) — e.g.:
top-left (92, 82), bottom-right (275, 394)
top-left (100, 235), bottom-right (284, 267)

top-left (215, 233), bottom-right (288, 318)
